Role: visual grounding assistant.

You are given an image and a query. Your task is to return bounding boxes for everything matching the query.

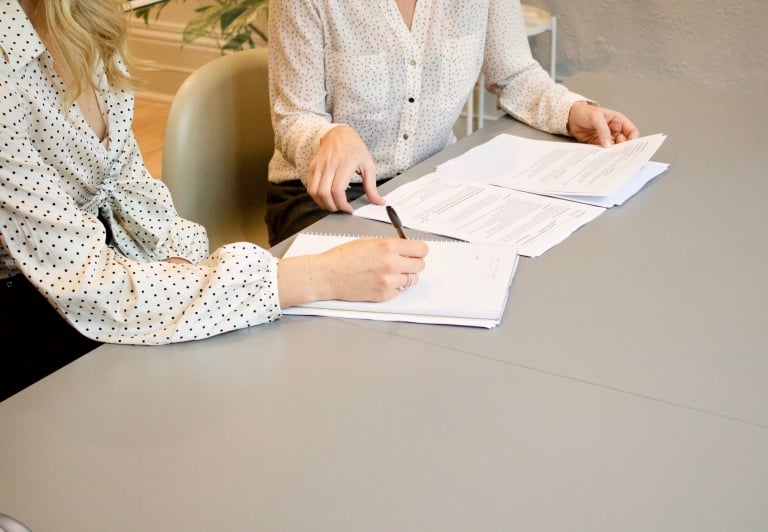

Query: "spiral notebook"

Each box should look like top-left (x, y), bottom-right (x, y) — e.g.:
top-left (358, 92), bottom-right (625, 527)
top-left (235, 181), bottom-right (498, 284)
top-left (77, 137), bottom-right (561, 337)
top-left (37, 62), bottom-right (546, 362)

top-left (281, 233), bottom-right (519, 328)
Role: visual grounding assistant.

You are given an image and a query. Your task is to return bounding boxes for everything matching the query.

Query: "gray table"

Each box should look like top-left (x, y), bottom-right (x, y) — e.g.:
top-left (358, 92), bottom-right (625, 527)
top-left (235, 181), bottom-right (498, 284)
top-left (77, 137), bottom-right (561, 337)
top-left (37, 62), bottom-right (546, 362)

top-left (1, 73), bottom-right (766, 531)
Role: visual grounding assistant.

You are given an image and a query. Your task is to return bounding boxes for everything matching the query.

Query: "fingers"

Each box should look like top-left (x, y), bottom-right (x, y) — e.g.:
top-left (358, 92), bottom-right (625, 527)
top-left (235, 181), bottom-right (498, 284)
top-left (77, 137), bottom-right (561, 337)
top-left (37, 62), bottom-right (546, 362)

top-left (307, 125), bottom-right (378, 212)
top-left (570, 102), bottom-right (640, 147)
top-left (330, 176), bottom-right (354, 214)
top-left (593, 111), bottom-right (614, 148)
top-left (568, 101), bottom-right (611, 147)
top-left (388, 239), bottom-right (427, 293)
top-left (361, 163), bottom-right (385, 206)
top-left (393, 238), bottom-right (429, 260)
top-left (318, 237), bottom-right (428, 302)
top-left (308, 165), bottom-right (383, 213)
top-left (397, 272), bottom-right (417, 291)
top-left (307, 162), bottom-right (355, 212)
top-left (363, 237), bottom-right (428, 293)
top-left (605, 110), bottom-right (640, 145)
top-left (614, 114), bottom-right (640, 142)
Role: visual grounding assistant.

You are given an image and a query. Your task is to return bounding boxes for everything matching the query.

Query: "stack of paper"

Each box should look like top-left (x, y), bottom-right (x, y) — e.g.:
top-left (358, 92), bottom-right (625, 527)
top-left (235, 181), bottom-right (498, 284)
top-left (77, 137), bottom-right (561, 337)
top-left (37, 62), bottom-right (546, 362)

top-left (355, 134), bottom-right (668, 257)
top-left (435, 133), bottom-right (668, 207)
top-left (281, 233), bottom-right (519, 328)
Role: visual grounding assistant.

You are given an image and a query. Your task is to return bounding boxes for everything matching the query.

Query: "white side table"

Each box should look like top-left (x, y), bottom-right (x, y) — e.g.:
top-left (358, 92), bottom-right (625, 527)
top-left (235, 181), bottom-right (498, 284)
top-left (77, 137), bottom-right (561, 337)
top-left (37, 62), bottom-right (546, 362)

top-left (464, 4), bottom-right (557, 135)
top-left (522, 4), bottom-right (557, 80)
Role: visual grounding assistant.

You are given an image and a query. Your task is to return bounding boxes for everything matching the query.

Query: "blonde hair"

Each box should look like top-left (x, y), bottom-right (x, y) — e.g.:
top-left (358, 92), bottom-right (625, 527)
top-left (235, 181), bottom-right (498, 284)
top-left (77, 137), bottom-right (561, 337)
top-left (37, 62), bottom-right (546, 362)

top-left (42, 0), bottom-right (141, 105)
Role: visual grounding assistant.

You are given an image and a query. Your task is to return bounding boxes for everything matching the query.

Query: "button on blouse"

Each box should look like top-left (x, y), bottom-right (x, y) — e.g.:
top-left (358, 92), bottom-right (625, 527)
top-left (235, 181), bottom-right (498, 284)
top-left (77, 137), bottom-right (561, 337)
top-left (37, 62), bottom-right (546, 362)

top-left (267, 0), bottom-right (587, 186)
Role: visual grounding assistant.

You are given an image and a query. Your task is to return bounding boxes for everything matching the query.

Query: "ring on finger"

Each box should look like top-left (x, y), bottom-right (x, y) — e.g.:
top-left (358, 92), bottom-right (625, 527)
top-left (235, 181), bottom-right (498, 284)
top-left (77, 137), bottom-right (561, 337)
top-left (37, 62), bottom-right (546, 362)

top-left (398, 272), bottom-right (413, 291)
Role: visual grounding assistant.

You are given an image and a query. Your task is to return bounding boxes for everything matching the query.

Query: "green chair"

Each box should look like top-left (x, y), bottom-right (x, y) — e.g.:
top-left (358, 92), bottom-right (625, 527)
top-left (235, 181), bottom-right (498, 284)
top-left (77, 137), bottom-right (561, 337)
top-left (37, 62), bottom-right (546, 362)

top-left (162, 47), bottom-right (273, 250)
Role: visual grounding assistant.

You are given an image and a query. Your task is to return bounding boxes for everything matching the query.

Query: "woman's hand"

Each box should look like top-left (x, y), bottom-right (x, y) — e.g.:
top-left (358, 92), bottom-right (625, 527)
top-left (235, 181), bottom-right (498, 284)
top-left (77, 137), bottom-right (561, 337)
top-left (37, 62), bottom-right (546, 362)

top-left (306, 125), bottom-right (385, 213)
top-left (567, 102), bottom-right (640, 147)
top-left (277, 237), bottom-right (428, 307)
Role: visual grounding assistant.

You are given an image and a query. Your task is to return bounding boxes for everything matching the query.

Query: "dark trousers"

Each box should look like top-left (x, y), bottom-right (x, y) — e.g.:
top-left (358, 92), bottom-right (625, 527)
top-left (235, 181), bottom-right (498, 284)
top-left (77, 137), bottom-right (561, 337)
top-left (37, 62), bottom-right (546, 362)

top-left (0, 274), bottom-right (102, 401)
top-left (265, 180), bottom-right (370, 246)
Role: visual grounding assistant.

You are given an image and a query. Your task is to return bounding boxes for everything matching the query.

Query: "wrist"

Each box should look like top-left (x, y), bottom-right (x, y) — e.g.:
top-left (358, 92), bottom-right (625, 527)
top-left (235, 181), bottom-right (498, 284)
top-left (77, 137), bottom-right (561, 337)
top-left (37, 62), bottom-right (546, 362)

top-left (304, 253), bottom-right (335, 302)
top-left (278, 255), bottom-right (325, 307)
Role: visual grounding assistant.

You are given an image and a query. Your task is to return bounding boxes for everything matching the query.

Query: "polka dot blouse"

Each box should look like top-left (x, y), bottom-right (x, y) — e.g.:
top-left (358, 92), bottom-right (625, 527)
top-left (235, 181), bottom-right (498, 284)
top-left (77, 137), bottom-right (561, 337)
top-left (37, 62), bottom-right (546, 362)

top-left (267, 0), bottom-right (587, 186)
top-left (0, 0), bottom-right (281, 345)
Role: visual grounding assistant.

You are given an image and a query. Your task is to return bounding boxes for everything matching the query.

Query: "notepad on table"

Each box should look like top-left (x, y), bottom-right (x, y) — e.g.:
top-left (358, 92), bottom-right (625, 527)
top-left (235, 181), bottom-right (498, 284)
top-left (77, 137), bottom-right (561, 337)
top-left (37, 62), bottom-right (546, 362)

top-left (281, 233), bottom-right (519, 328)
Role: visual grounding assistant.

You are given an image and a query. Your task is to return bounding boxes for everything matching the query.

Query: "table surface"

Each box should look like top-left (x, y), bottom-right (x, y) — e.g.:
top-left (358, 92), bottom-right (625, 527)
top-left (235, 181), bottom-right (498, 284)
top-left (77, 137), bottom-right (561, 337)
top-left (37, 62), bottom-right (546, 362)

top-left (1, 73), bottom-right (766, 532)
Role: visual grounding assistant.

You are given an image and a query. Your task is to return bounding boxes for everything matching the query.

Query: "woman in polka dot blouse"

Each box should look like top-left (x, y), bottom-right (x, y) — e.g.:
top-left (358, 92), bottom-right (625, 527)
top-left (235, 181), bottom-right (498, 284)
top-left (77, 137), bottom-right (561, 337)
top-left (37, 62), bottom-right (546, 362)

top-left (265, 0), bottom-right (640, 245)
top-left (0, 0), bottom-right (428, 400)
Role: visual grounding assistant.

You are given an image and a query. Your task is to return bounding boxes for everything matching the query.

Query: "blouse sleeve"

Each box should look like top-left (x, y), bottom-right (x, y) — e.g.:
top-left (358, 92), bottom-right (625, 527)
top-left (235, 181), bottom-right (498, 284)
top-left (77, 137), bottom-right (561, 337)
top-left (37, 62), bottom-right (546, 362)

top-left (98, 127), bottom-right (211, 265)
top-left (483, 0), bottom-right (586, 136)
top-left (0, 79), bottom-right (282, 345)
top-left (268, 0), bottom-right (339, 185)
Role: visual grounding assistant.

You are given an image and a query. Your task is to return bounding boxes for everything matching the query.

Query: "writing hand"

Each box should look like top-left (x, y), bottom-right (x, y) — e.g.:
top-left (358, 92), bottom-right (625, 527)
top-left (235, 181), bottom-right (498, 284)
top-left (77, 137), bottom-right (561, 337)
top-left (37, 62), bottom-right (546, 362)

top-left (306, 125), bottom-right (385, 213)
top-left (277, 237), bottom-right (429, 307)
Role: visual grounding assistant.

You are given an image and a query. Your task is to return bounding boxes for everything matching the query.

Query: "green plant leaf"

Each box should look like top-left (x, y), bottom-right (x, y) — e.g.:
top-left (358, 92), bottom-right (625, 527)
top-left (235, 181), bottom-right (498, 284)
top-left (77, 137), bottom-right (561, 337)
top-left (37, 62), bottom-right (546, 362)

top-left (136, 0), bottom-right (269, 50)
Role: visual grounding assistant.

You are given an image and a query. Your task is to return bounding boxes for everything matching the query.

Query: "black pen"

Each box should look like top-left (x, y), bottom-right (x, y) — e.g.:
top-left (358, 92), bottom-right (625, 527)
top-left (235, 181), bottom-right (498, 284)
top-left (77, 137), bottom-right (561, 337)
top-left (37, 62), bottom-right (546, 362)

top-left (386, 205), bottom-right (408, 239)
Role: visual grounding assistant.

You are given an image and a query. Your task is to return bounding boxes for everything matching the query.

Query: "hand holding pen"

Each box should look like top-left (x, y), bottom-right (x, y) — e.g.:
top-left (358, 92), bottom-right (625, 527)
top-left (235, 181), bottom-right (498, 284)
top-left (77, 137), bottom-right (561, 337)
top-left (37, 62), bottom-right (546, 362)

top-left (386, 205), bottom-right (424, 290)
top-left (386, 205), bottom-right (408, 240)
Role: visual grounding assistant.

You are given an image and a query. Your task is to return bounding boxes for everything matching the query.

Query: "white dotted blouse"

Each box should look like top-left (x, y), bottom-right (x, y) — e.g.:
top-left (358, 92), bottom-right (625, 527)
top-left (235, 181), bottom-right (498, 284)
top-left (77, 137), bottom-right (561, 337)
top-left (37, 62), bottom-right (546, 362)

top-left (267, 0), bottom-right (587, 186)
top-left (0, 0), bottom-right (281, 345)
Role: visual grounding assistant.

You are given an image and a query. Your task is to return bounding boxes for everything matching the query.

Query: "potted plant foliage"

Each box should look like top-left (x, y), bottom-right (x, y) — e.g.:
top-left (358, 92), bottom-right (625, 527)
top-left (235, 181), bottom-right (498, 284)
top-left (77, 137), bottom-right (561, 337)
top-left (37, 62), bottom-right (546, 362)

top-left (134, 0), bottom-right (269, 51)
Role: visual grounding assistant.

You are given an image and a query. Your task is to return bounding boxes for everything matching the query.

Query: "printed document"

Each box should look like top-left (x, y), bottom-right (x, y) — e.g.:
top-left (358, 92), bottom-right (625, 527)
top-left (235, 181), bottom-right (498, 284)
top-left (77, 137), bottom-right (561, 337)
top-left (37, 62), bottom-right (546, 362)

top-left (436, 133), bottom-right (667, 197)
top-left (355, 175), bottom-right (604, 257)
top-left (355, 133), bottom-right (667, 255)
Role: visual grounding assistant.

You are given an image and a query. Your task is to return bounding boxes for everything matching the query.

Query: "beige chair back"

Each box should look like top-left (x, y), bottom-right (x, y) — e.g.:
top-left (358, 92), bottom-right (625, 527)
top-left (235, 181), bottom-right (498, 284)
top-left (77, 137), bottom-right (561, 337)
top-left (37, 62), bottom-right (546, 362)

top-left (162, 47), bottom-right (272, 250)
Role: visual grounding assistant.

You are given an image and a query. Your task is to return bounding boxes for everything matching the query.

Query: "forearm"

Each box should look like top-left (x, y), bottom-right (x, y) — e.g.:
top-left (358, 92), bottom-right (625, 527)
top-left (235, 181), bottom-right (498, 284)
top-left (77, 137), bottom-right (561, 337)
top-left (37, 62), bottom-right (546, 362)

top-left (484, 0), bottom-right (585, 136)
top-left (496, 68), bottom-right (585, 136)
top-left (277, 255), bottom-right (327, 308)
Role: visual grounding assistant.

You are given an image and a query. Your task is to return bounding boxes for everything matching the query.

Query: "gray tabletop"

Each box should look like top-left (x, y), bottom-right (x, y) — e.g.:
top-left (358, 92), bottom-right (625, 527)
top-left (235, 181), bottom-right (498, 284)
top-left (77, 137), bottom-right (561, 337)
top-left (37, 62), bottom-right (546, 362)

top-left (1, 73), bottom-right (766, 531)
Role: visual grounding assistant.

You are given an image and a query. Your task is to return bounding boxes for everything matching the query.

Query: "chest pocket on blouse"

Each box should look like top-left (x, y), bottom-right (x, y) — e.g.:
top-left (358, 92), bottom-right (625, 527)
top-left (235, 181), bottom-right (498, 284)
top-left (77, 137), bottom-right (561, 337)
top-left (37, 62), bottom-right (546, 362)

top-left (325, 49), bottom-right (389, 123)
top-left (438, 33), bottom-right (484, 113)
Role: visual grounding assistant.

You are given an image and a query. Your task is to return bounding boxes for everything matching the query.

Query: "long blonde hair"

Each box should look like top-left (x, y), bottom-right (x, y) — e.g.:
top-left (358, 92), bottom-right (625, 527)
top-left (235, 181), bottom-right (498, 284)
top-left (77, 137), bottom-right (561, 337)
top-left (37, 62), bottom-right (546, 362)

top-left (41, 0), bottom-right (141, 104)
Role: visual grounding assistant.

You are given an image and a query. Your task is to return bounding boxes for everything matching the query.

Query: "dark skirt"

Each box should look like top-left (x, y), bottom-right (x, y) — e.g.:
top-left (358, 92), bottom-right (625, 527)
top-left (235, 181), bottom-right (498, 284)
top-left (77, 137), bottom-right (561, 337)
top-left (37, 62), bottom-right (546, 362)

top-left (265, 179), bottom-right (369, 246)
top-left (0, 274), bottom-right (102, 401)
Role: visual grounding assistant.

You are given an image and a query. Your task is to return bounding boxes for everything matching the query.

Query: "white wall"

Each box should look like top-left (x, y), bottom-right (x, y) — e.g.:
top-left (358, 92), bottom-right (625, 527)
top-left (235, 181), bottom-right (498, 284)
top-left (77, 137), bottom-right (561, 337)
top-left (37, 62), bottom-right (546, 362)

top-left (127, 2), bottom-right (222, 101)
top-left (526, 0), bottom-right (768, 97)
top-left (129, 1), bottom-right (768, 100)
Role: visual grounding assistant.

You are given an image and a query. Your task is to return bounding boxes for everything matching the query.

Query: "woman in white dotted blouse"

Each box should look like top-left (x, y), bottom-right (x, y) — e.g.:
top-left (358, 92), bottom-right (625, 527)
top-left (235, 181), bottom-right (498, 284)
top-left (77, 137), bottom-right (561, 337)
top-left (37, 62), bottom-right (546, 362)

top-left (265, 0), bottom-right (640, 245)
top-left (0, 0), bottom-right (428, 400)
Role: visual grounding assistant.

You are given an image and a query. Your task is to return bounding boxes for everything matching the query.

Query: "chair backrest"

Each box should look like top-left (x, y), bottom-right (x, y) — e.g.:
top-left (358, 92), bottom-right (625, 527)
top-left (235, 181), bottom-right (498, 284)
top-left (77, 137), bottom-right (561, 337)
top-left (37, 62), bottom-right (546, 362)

top-left (161, 47), bottom-right (272, 250)
top-left (0, 512), bottom-right (32, 532)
